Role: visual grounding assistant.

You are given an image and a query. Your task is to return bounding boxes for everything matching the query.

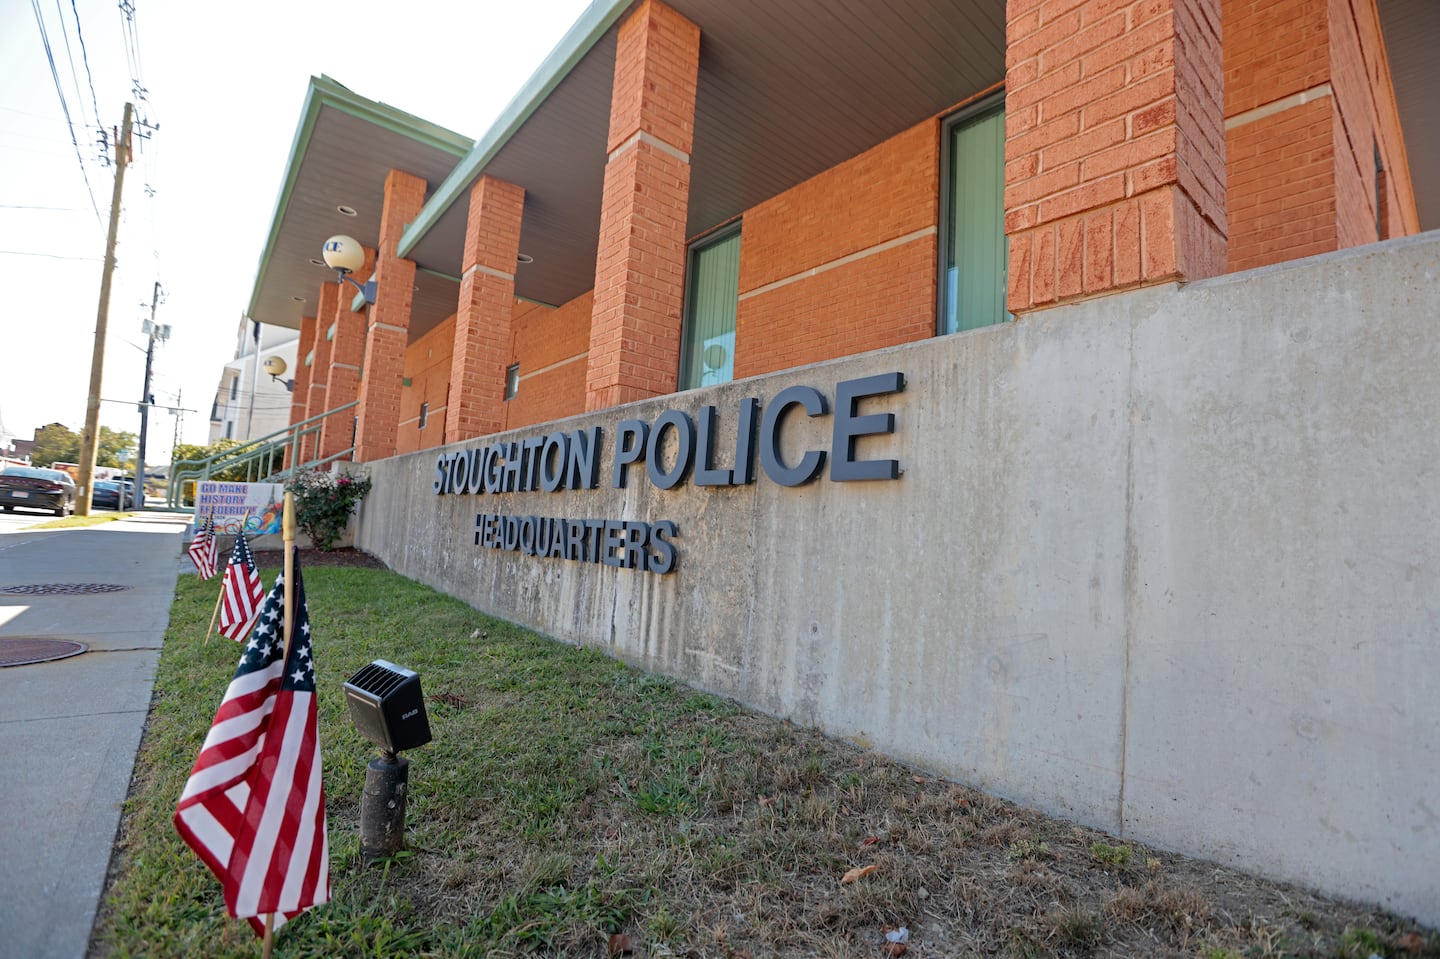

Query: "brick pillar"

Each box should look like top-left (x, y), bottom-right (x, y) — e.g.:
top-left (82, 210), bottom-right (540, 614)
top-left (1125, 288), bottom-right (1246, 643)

top-left (1005, 0), bottom-right (1226, 313)
top-left (356, 169), bottom-right (426, 462)
top-left (1222, 0), bottom-right (1417, 272)
top-left (585, 0), bottom-right (700, 410)
top-left (318, 247), bottom-right (374, 461)
top-left (305, 283), bottom-right (338, 431)
top-left (444, 174), bottom-right (524, 441)
top-left (284, 315), bottom-right (317, 469)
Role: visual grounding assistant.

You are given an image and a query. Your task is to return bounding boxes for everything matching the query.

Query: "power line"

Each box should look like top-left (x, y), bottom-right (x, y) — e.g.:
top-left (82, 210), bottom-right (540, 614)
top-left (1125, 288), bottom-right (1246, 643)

top-left (117, 0), bottom-right (149, 109)
top-left (29, 0), bottom-right (103, 232)
top-left (51, 0), bottom-right (92, 132)
top-left (65, 0), bottom-right (106, 134)
top-left (114, 1), bottom-right (164, 300)
top-left (0, 249), bottom-right (102, 261)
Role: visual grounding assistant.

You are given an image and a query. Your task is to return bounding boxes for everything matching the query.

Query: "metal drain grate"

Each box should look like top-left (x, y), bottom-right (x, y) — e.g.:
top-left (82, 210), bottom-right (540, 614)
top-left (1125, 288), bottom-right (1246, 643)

top-left (0, 638), bottom-right (89, 667)
top-left (0, 583), bottom-right (130, 596)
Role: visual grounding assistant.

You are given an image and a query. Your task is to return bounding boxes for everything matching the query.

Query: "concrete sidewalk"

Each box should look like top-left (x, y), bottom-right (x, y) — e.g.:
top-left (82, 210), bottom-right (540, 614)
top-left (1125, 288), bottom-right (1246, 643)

top-left (0, 512), bottom-right (190, 959)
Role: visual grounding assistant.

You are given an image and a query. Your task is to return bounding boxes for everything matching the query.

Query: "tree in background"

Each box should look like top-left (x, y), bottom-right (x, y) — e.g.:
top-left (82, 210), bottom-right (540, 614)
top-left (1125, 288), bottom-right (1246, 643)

top-left (30, 423), bottom-right (78, 467)
top-left (29, 423), bottom-right (138, 470)
top-left (171, 439), bottom-right (252, 483)
top-left (97, 426), bottom-right (138, 469)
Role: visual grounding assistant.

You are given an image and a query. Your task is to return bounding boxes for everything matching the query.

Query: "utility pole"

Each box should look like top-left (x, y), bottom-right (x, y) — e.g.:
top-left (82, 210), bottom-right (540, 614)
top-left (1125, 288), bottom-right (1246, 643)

top-left (134, 280), bottom-right (167, 509)
top-left (77, 102), bottom-right (134, 516)
top-left (171, 389), bottom-right (183, 452)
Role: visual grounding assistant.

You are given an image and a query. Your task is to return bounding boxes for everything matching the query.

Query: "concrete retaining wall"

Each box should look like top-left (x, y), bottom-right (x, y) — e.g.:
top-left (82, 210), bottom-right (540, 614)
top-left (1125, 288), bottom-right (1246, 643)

top-left (356, 231), bottom-right (1439, 924)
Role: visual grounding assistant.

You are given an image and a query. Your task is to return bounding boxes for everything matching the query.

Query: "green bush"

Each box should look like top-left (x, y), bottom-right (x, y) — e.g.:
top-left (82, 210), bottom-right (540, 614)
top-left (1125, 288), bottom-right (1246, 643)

top-left (285, 469), bottom-right (372, 551)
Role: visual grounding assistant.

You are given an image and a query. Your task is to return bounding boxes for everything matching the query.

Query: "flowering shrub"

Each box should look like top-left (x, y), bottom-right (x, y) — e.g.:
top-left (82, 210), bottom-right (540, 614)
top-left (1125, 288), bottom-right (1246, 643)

top-left (285, 469), bottom-right (373, 551)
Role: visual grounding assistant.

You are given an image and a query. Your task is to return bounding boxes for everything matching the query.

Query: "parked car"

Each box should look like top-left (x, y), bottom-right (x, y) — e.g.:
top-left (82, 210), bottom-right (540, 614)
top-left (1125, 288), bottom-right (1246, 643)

top-left (91, 479), bottom-right (133, 510)
top-left (0, 466), bottom-right (78, 516)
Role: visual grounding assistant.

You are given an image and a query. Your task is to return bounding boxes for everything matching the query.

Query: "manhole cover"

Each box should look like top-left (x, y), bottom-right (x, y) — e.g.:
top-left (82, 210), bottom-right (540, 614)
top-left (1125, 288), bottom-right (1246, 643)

top-left (0, 638), bottom-right (89, 667)
top-left (0, 583), bottom-right (130, 596)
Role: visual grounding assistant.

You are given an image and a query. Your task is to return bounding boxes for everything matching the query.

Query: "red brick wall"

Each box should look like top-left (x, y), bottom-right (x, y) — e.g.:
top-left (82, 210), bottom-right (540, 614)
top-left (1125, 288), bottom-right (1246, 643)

top-left (506, 292), bottom-right (592, 429)
top-left (735, 121), bottom-right (940, 378)
top-left (318, 247), bottom-right (374, 460)
top-left (447, 175), bottom-right (525, 441)
top-left (398, 315), bottom-right (455, 456)
top-left (305, 282), bottom-right (338, 454)
top-left (357, 168), bottom-right (426, 462)
top-left (1223, 0), bottom-right (1418, 272)
top-left (1328, 0), bottom-right (1419, 240)
top-left (1225, 0), bottom-right (1329, 116)
top-left (397, 292), bottom-right (591, 452)
top-left (1226, 98), bottom-right (1337, 271)
top-left (1006, 0), bottom-right (1228, 313)
top-left (290, 315), bottom-right (317, 427)
top-left (586, 0), bottom-right (700, 410)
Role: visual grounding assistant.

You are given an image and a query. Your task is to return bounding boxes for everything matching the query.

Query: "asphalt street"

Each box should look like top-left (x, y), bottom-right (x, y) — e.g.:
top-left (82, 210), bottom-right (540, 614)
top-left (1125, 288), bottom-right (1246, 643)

top-left (0, 509), bottom-right (189, 959)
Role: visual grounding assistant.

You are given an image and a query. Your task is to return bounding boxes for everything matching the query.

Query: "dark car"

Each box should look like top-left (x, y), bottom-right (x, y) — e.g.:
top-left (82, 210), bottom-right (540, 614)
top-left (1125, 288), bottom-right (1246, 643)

top-left (91, 479), bottom-right (133, 510)
top-left (0, 466), bottom-right (78, 516)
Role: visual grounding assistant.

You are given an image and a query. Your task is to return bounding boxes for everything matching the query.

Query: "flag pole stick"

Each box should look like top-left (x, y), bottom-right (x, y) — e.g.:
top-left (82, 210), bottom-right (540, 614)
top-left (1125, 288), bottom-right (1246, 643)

top-left (282, 492), bottom-right (296, 661)
top-left (203, 588), bottom-right (223, 645)
top-left (261, 497), bottom-right (296, 956)
top-left (199, 513), bottom-right (221, 643)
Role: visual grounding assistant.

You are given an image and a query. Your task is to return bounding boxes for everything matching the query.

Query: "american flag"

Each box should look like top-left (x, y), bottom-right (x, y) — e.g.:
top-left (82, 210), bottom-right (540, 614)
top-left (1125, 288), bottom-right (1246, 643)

top-left (187, 518), bottom-right (218, 579)
top-left (218, 530), bottom-right (266, 643)
top-left (174, 556), bottom-right (330, 935)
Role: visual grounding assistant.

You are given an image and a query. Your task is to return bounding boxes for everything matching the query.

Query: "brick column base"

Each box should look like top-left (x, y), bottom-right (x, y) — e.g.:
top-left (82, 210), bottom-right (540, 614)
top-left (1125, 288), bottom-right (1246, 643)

top-left (1004, 0), bottom-right (1226, 313)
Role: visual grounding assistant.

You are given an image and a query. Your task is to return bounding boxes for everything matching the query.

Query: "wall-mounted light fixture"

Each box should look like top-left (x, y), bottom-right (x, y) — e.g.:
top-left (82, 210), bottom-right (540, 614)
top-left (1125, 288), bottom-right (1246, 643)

top-left (263, 355), bottom-right (295, 392)
top-left (322, 234), bottom-right (377, 304)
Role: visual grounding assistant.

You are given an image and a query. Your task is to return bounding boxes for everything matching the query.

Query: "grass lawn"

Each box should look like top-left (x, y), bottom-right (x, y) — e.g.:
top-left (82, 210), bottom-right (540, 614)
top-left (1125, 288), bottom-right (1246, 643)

top-left (26, 510), bottom-right (133, 529)
top-left (92, 565), bottom-right (1436, 958)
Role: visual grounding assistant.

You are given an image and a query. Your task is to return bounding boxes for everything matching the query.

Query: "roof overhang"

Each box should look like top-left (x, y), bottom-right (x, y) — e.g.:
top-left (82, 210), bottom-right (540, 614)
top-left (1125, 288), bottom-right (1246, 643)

top-left (400, 0), bottom-right (1010, 313)
top-left (247, 0), bottom-right (1437, 345)
top-left (244, 76), bottom-right (473, 333)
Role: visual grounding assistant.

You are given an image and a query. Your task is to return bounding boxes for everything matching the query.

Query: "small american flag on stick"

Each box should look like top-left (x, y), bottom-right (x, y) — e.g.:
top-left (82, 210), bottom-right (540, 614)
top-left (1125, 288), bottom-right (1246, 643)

top-left (187, 517), bottom-right (217, 579)
top-left (217, 530), bottom-right (266, 643)
top-left (174, 553), bottom-right (330, 936)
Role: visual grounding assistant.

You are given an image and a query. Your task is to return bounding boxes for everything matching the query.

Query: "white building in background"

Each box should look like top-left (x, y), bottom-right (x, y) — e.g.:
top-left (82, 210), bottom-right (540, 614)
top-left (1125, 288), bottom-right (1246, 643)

top-left (209, 318), bottom-right (299, 444)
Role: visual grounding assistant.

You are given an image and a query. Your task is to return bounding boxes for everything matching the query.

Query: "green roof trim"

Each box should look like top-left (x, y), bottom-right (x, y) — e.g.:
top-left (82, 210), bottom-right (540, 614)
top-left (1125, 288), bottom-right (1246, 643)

top-left (396, 0), bottom-right (634, 260)
top-left (245, 75), bottom-right (473, 322)
top-left (326, 322), bottom-right (336, 342)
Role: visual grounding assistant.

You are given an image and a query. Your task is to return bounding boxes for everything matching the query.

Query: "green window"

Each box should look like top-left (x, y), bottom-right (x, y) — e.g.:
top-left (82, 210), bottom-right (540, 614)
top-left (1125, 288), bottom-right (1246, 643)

top-left (679, 227), bottom-right (741, 390)
top-left (941, 101), bottom-right (1008, 334)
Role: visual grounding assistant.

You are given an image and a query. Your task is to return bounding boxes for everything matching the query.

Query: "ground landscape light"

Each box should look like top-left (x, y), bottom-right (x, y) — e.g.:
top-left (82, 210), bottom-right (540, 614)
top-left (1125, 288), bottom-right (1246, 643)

top-left (342, 660), bottom-right (432, 862)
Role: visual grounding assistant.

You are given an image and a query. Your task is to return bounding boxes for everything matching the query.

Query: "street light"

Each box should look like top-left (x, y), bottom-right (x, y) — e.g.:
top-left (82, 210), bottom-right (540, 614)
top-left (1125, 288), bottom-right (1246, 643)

top-left (263, 355), bottom-right (294, 392)
top-left (322, 235), bottom-right (376, 304)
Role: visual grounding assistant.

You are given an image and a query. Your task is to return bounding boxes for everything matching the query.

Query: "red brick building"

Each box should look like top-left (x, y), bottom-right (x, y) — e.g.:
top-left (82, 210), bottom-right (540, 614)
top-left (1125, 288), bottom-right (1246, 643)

top-left (249, 0), bottom-right (1428, 467)
top-left (242, 0), bottom-right (1439, 922)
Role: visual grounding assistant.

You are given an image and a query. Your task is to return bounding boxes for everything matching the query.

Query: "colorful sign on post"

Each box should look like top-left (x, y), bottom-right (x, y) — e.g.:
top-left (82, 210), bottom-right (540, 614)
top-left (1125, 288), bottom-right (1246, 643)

top-left (195, 482), bottom-right (286, 535)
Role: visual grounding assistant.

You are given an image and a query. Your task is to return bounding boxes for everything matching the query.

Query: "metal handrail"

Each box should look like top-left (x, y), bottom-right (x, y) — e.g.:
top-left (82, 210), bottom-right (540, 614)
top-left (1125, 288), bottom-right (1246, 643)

top-left (167, 400), bottom-right (359, 510)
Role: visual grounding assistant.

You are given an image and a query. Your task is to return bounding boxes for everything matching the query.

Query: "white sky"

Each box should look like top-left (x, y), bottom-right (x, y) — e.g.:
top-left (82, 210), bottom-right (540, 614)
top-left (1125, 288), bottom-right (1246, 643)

top-left (0, 0), bottom-right (591, 462)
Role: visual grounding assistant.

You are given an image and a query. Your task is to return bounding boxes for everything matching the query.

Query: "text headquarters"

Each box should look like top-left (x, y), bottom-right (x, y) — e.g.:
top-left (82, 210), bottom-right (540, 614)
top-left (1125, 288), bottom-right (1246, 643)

top-left (432, 374), bottom-right (906, 575)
